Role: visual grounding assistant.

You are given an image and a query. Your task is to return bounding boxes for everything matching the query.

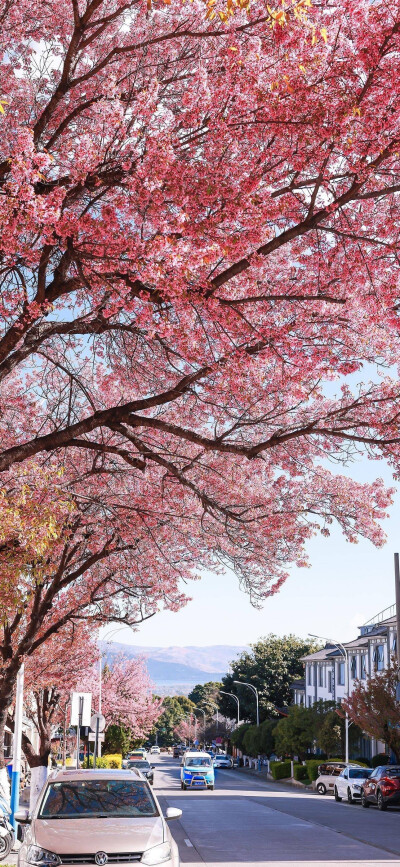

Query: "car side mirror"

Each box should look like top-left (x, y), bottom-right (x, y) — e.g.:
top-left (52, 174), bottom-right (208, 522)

top-left (14, 809), bottom-right (31, 824)
top-left (165, 807), bottom-right (182, 822)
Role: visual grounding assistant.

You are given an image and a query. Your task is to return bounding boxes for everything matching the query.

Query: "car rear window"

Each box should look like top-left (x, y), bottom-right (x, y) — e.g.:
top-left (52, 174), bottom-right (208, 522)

top-left (385, 768), bottom-right (400, 778)
top-left (348, 769), bottom-right (371, 779)
top-left (38, 780), bottom-right (158, 819)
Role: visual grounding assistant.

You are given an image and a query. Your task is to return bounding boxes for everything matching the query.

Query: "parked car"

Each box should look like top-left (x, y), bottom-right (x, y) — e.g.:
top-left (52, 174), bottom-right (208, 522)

top-left (173, 746), bottom-right (180, 758)
top-left (334, 767), bottom-right (373, 803)
top-left (181, 751), bottom-right (215, 790)
top-left (151, 746), bottom-right (161, 754)
top-left (128, 748), bottom-right (147, 760)
top-left (316, 762), bottom-right (361, 795)
top-left (127, 759), bottom-right (156, 785)
top-left (361, 765), bottom-right (400, 810)
top-left (15, 767), bottom-right (182, 867)
top-left (213, 754), bottom-right (233, 769)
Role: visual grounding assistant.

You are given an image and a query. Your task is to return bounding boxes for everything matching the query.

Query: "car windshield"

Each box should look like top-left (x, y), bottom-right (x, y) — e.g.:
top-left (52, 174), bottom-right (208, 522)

top-left (38, 780), bottom-right (158, 819)
top-left (348, 769), bottom-right (372, 779)
top-left (186, 758), bottom-right (211, 767)
top-left (127, 761), bottom-right (150, 769)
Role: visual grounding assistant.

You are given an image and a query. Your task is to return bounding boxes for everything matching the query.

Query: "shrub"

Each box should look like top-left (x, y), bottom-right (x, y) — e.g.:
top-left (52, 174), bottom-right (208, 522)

top-left (270, 760), bottom-right (291, 780)
top-left (371, 753), bottom-right (390, 768)
top-left (353, 756), bottom-right (371, 767)
top-left (293, 764), bottom-right (308, 782)
top-left (305, 759), bottom-right (322, 781)
top-left (85, 753), bottom-right (122, 769)
top-left (103, 753), bottom-right (123, 769)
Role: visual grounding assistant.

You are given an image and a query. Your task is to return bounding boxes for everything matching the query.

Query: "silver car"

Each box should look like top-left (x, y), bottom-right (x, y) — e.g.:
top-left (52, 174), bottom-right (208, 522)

top-left (16, 768), bottom-right (181, 867)
top-left (213, 755), bottom-right (233, 769)
top-left (334, 767), bottom-right (373, 803)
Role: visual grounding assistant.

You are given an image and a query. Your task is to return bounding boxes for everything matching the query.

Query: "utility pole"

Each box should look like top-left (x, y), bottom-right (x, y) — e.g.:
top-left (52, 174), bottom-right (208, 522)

top-left (98, 657), bottom-right (102, 758)
top-left (76, 696), bottom-right (83, 769)
top-left (10, 664), bottom-right (24, 829)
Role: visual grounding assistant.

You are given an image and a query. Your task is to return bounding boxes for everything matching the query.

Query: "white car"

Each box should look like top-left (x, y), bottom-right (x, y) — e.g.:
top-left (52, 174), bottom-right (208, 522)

top-left (150, 746), bottom-right (161, 754)
top-left (16, 768), bottom-right (181, 867)
top-left (213, 754), bottom-right (233, 769)
top-left (334, 766), bottom-right (373, 803)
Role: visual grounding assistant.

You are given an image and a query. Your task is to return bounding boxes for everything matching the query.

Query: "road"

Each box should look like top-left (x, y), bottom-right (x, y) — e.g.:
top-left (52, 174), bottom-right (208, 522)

top-left (152, 755), bottom-right (400, 866)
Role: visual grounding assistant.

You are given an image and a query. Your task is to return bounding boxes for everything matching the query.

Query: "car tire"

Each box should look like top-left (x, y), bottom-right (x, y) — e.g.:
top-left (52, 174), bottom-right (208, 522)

top-left (209, 785), bottom-right (214, 790)
top-left (347, 788), bottom-right (353, 804)
top-left (377, 790), bottom-right (387, 811)
top-left (334, 787), bottom-right (342, 802)
top-left (361, 791), bottom-right (370, 808)
top-left (317, 783), bottom-right (326, 795)
top-left (181, 782), bottom-right (185, 790)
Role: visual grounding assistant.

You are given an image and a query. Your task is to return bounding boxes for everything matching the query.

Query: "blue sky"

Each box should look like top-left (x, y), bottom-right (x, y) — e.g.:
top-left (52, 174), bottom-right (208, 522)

top-left (106, 448), bottom-right (400, 649)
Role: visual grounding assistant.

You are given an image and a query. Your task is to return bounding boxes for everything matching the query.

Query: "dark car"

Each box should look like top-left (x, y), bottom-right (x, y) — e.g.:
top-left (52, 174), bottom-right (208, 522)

top-left (362, 765), bottom-right (400, 810)
top-left (127, 759), bottom-right (155, 785)
top-left (173, 746), bottom-right (180, 758)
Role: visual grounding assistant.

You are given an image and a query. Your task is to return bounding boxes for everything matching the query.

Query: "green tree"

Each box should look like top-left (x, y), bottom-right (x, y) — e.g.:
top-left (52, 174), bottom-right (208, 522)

top-left (188, 682), bottom-right (222, 715)
top-left (342, 664), bottom-right (400, 761)
top-left (230, 723), bottom-right (251, 752)
top-left (103, 724), bottom-right (131, 756)
top-left (219, 635), bottom-right (319, 723)
top-left (151, 696), bottom-right (195, 747)
top-left (273, 706), bottom-right (316, 759)
top-left (317, 712), bottom-right (342, 757)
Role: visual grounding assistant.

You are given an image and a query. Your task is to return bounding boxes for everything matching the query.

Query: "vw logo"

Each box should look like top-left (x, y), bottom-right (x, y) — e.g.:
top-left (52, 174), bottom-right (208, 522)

top-left (95, 854), bottom-right (108, 866)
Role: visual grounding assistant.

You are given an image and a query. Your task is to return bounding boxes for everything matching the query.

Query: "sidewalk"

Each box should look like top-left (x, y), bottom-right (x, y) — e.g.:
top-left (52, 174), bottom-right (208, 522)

top-left (236, 764), bottom-right (314, 791)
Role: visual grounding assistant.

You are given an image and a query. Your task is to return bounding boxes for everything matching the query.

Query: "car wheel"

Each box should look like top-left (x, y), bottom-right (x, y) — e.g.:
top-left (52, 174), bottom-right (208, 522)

top-left (361, 791), bottom-right (370, 808)
top-left (347, 788), bottom-right (353, 804)
top-left (209, 785), bottom-right (214, 790)
top-left (334, 787), bottom-right (342, 802)
top-left (377, 790), bottom-right (387, 811)
top-left (317, 783), bottom-right (326, 795)
top-left (181, 782), bottom-right (185, 790)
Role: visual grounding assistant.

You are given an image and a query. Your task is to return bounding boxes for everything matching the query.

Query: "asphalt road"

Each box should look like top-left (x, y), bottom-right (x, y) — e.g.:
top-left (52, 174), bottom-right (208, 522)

top-left (152, 755), bottom-right (400, 867)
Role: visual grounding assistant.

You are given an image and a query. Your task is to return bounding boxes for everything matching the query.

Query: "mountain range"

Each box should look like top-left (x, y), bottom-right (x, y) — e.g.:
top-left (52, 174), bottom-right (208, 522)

top-left (100, 642), bottom-right (247, 695)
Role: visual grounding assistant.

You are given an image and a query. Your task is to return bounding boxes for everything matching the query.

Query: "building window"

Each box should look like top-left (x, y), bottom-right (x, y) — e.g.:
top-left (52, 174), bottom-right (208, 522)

top-left (373, 645), bottom-right (384, 671)
top-left (328, 670), bottom-right (332, 693)
top-left (351, 656), bottom-right (357, 679)
top-left (338, 661), bottom-right (345, 685)
top-left (361, 655), bottom-right (367, 679)
top-left (319, 665), bottom-right (323, 687)
top-left (308, 695), bottom-right (312, 708)
top-left (307, 665), bottom-right (312, 685)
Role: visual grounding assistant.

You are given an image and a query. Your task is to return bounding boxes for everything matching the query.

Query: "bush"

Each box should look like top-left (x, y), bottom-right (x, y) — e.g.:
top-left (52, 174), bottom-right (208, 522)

top-left (353, 756), bottom-right (371, 767)
top-left (371, 753), bottom-right (390, 768)
top-left (293, 764), bottom-right (308, 782)
top-left (85, 754), bottom-right (122, 769)
top-left (270, 760), bottom-right (291, 780)
top-left (305, 759), bottom-right (322, 781)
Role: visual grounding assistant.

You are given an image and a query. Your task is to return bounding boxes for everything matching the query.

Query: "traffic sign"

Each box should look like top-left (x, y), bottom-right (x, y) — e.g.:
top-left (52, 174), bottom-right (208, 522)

top-left (90, 713), bottom-right (106, 733)
top-left (88, 733), bottom-right (105, 742)
top-left (70, 693), bottom-right (92, 726)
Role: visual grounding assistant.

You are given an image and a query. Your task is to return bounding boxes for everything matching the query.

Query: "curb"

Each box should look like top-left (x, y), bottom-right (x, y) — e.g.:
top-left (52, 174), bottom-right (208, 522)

top-left (236, 766), bottom-right (314, 791)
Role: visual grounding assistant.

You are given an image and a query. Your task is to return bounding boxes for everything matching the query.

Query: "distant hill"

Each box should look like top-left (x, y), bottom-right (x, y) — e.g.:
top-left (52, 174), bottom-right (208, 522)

top-left (100, 642), bottom-right (247, 696)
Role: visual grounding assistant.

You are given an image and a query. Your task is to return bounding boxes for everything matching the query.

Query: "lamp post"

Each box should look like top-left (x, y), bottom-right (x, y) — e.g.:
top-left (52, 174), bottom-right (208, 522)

top-left (234, 680), bottom-right (259, 726)
top-left (220, 691), bottom-right (240, 727)
top-left (193, 708), bottom-right (206, 745)
top-left (309, 633), bottom-right (349, 764)
top-left (10, 663), bottom-right (24, 829)
top-left (208, 704), bottom-right (220, 736)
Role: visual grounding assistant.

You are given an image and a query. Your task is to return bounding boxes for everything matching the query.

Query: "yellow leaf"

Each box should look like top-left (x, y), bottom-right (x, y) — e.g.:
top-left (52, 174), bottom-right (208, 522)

top-left (320, 27), bottom-right (328, 43)
top-left (299, 64), bottom-right (306, 73)
top-left (352, 105), bottom-right (361, 117)
top-left (229, 45), bottom-right (238, 50)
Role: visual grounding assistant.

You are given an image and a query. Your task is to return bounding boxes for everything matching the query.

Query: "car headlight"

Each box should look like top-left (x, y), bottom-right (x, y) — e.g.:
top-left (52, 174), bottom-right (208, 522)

top-left (141, 842), bottom-right (172, 865)
top-left (353, 784), bottom-right (361, 791)
top-left (27, 846), bottom-right (61, 866)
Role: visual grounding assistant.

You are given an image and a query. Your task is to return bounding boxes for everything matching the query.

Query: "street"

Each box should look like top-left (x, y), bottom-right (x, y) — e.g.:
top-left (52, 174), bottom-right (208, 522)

top-left (152, 755), bottom-right (400, 866)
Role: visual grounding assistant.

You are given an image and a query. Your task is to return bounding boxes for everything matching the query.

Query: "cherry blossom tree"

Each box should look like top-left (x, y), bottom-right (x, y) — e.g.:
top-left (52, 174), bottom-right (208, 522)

top-left (81, 655), bottom-right (162, 738)
top-left (1, 0), bottom-right (400, 772)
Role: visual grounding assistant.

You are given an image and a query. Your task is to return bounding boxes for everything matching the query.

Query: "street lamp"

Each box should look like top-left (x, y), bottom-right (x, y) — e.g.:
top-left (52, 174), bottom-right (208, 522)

top-left (309, 633), bottom-right (349, 764)
top-left (220, 691), bottom-right (240, 727)
top-left (208, 703), bottom-right (219, 733)
top-left (193, 708), bottom-right (206, 744)
top-left (234, 680), bottom-right (259, 726)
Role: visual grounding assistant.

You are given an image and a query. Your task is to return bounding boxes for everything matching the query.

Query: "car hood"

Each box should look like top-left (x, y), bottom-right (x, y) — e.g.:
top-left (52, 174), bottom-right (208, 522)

top-left (184, 766), bottom-right (212, 772)
top-left (32, 817), bottom-right (164, 854)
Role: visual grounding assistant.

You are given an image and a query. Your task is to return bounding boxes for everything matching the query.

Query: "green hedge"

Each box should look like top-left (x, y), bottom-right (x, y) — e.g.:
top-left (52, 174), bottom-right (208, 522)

top-left (293, 764), bottom-right (308, 782)
top-left (270, 760), bottom-right (291, 780)
top-left (371, 753), bottom-right (390, 768)
top-left (305, 759), bottom-right (322, 781)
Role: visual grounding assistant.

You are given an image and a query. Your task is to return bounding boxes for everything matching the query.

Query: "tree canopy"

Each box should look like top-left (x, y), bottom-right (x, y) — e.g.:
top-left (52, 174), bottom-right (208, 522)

top-left (219, 635), bottom-right (317, 722)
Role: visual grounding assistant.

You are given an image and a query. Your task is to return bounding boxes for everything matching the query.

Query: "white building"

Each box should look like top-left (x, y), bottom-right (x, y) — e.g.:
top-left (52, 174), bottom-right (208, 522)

top-left (291, 605), bottom-right (397, 759)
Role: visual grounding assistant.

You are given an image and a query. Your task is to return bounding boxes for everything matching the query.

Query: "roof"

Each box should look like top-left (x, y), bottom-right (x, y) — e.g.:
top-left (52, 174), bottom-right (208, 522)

top-left (48, 768), bottom-right (143, 782)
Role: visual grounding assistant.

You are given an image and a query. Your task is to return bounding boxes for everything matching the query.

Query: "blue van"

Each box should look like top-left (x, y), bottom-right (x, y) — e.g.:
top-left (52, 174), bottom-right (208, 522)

top-left (180, 751), bottom-right (215, 790)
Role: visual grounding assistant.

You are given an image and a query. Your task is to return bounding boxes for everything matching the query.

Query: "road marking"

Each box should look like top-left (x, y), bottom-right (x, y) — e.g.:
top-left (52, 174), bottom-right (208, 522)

top-left (184, 839), bottom-right (193, 848)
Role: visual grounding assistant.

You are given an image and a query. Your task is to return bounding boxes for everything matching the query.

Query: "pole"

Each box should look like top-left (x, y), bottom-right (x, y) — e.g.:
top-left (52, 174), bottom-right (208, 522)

top-left (93, 716), bottom-right (100, 769)
top-left (395, 554), bottom-right (400, 671)
top-left (10, 663), bottom-right (24, 829)
top-left (76, 696), bottom-right (83, 770)
top-left (220, 691), bottom-right (240, 727)
top-left (234, 681), bottom-right (259, 726)
top-left (98, 658), bottom-right (102, 759)
top-left (62, 702), bottom-right (69, 768)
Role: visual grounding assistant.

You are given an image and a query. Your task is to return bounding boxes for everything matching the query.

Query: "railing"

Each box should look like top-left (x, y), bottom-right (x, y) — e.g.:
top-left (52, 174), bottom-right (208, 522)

top-left (362, 604), bottom-right (396, 628)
